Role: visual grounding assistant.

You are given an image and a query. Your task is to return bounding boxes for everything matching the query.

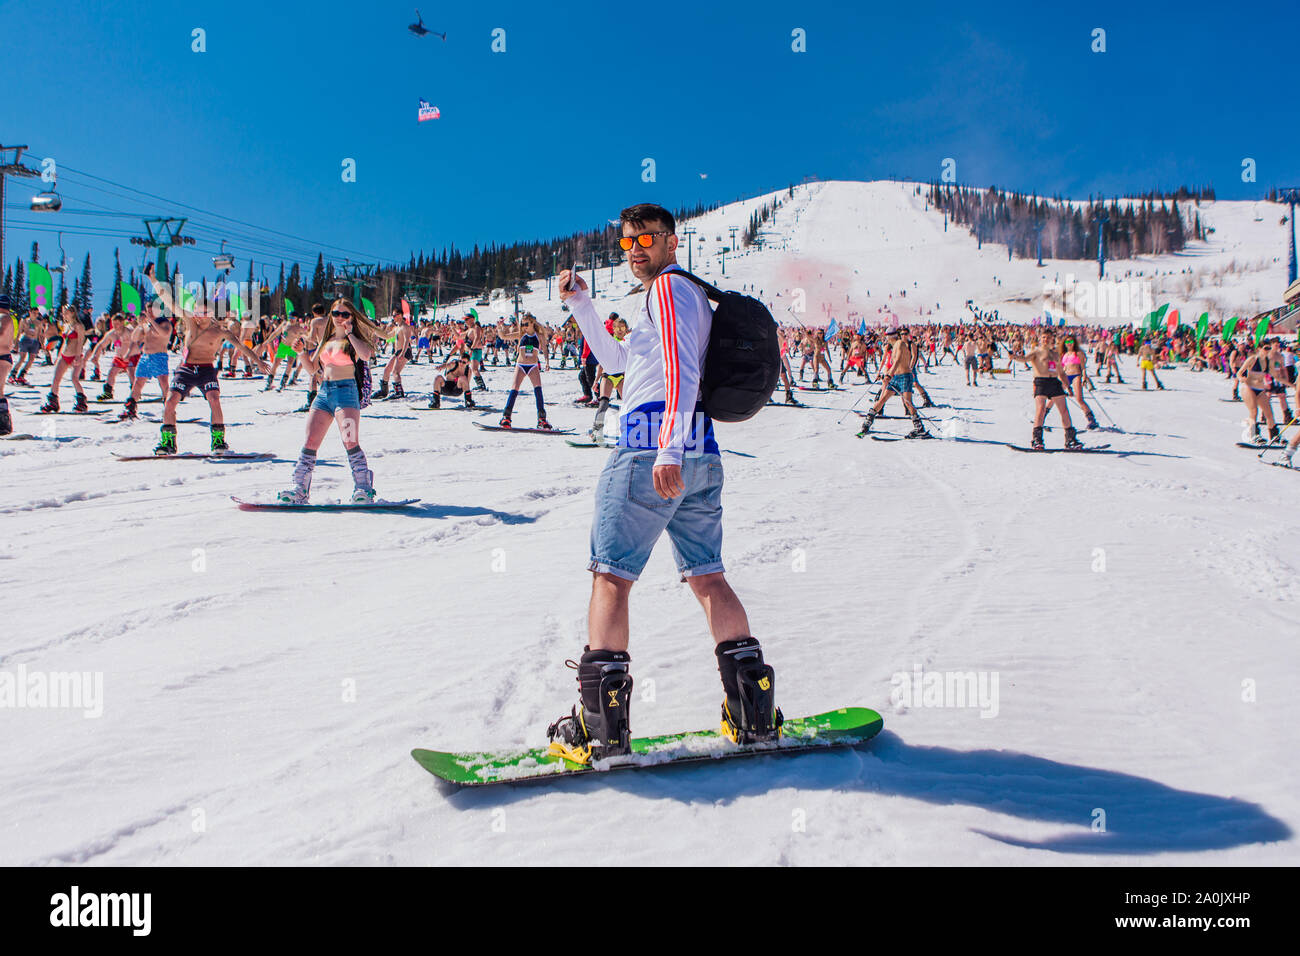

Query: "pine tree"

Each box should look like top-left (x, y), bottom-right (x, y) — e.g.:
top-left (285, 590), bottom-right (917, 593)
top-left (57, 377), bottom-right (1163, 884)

top-left (14, 259), bottom-right (26, 311)
top-left (110, 249), bottom-right (124, 314)
top-left (78, 252), bottom-right (93, 318)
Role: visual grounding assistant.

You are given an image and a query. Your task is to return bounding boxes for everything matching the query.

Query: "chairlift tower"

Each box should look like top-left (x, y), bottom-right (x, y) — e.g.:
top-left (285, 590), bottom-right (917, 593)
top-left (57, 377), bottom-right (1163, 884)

top-left (0, 144), bottom-right (42, 278)
top-left (129, 217), bottom-right (196, 285)
top-left (333, 262), bottom-right (379, 312)
top-left (1276, 187), bottom-right (1300, 285)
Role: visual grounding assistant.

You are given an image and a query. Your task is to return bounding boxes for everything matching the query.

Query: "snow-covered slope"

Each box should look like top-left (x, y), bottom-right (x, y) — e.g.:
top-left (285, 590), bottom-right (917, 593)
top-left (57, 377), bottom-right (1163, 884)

top-left (475, 181), bottom-right (1294, 332)
top-left (3, 180), bottom-right (1296, 866)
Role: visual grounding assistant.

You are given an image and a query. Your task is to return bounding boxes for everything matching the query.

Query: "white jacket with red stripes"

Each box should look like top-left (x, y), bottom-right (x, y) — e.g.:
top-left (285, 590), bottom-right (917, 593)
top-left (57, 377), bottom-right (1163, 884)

top-left (567, 265), bottom-right (717, 466)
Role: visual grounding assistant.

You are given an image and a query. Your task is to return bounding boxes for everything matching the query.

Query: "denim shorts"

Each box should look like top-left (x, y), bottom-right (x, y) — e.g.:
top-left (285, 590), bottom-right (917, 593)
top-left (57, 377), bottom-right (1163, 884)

top-left (589, 449), bottom-right (725, 582)
top-left (312, 378), bottom-right (361, 414)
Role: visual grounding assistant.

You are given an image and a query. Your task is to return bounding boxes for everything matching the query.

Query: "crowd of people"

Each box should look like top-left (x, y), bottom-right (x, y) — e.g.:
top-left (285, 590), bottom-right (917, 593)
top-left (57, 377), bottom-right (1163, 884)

top-left (4, 283), bottom-right (1299, 469)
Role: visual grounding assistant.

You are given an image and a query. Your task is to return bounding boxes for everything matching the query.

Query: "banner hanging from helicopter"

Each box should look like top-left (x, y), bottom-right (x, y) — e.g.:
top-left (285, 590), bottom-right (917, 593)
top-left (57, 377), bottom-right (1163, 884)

top-left (418, 99), bottom-right (441, 122)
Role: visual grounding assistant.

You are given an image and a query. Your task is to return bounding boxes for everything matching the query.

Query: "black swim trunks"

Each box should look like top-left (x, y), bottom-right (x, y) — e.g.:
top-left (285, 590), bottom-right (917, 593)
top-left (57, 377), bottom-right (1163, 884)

top-left (171, 363), bottom-right (220, 397)
top-left (1033, 375), bottom-right (1066, 399)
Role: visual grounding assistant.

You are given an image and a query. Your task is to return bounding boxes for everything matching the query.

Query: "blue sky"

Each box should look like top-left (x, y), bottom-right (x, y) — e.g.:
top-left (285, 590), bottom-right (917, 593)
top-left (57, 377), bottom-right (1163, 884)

top-left (2, 0), bottom-right (1297, 304)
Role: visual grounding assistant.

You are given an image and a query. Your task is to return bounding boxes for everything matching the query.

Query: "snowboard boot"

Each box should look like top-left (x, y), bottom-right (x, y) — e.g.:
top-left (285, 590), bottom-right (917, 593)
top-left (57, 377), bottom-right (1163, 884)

top-left (784, 389), bottom-right (800, 406)
top-left (1064, 426), bottom-right (1083, 450)
top-left (210, 426), bottom-right (229, 453)
top-left (1030, 426), bottom-right (1045, 451)
top-left (536, 416), bottom-right (553, 431)
top-left (0, 398), bottom-right (10, 436)
top-left (40, 392), bottom-right (59, 414)
top-left (427, 392), bottom-right (441, 410)
top-left (474, 373), bottom-right (488, 391)
top-left (463, 390), bottom-right (476, 409)
top-left (547, 649), bottom-right (634, 763)
top-left (1085, 408), bottom-right (1099, 430)
top-left (392, 381), bottom-right (405, 400)
top-left (347, 446), bottom-right (375, 502)
top-left (73, 393), bottom-right (89, 413)
top-left (295, 389), bottom-right (317, 413)
top-left (372, 380), bottom-right (390, 401)
top-left (716, 638), bottom-right (783, 744)
top-left (855, 410), bottom-right (877, 438)
top-left (119, 397), bottom-right (138, 420)
top-left (96, 385), bottom-right (113, 402)
top-left (279, 449), bottom-right (316, 503)
top-left (498, 414), bottom-right (512, 429)
top-left (154, 424), bottom-right (177, 456)
top-left (1282, 446), bottom-right (1296, 468)
top-left (1269, 424), bottom-right (1280, 443)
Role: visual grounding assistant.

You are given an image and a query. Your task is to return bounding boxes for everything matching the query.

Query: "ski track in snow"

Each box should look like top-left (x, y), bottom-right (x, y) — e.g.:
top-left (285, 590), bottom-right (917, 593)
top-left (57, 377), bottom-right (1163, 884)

top-left (4, 181), bottom-right (1298, 865)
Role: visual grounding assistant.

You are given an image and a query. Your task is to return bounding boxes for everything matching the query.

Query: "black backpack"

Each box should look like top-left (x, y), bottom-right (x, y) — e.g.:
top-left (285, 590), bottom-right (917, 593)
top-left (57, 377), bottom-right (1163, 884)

top-left (647, 268), bottom-right (780, 422)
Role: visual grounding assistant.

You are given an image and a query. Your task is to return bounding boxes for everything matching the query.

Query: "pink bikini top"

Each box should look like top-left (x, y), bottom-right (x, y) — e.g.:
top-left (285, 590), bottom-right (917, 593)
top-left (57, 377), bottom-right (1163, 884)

top-left (318, 342), bottom-right (353, 367)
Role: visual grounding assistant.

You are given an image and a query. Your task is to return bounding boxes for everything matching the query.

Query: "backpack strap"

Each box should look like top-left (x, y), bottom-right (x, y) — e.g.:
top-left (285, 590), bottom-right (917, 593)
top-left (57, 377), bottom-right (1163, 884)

top-left (643, 267), bottom-right (722, 315)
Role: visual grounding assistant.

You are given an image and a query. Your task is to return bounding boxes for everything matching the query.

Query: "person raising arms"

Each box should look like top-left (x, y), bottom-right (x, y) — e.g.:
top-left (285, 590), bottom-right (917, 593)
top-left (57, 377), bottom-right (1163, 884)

top-left (141, 262), bottom-right (267, 454)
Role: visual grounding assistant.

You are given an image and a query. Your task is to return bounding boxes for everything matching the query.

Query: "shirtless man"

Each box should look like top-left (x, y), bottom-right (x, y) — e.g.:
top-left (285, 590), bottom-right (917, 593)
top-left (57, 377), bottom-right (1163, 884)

top-left (119, 300), bottom-right (175, 420)
top-left (292, 303), bottom-right (330, 412)
top-left (373, 312), bottom-right (413, 400)
top-left (230, 311), bottom-right (262, 378)
top-left (0, 294), bottom-right (15, 434)
top-left (1009, 329), bottom-right (1081, 450)
top-left (425, 352), bottom-right (477, 409)
top-left (1102, 338), bottom-right (1125, 384)
top-left (142, 263), bottom-right (267, 453)
top-left (465, 312), bottom-right (489, 391)
top-left (1137, 340), bottom-right (1165, 390)
top-left (962, 333), bottom-right (979, 386)
top-left (855, 330), bottom-right (930, 439)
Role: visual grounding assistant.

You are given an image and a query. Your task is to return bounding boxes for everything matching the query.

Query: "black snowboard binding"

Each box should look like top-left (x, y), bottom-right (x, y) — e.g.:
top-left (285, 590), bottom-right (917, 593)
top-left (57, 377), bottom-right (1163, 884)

top-left (547, 649), bottom-right (634, 764)
top-left (716, 638), bottom-right (783, 745)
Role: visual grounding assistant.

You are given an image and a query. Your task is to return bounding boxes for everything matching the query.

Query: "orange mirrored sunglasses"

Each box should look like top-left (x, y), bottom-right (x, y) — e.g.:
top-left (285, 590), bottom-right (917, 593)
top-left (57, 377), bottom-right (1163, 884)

top-left (617, 231), bottom-right (670, 251)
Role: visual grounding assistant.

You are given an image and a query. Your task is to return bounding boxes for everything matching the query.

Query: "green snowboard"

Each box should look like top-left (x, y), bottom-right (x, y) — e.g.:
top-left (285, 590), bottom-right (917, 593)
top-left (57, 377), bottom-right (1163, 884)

top-left (411, 706), bottom-right (883, 787)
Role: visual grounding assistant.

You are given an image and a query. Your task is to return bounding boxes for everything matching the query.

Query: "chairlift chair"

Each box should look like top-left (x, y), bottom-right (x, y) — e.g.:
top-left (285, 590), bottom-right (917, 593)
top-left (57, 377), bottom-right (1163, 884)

top-left (212, 240), bottom-right (235, 273)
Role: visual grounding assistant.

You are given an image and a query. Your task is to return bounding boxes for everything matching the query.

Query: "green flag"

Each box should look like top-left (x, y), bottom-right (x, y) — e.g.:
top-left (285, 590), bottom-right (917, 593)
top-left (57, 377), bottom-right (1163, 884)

top-left (1194, 312), bottom-right (1208, 341)
top-left (28, 262), bottom-right (53, 312)
top-left (1222, 316), bottom-right (1240, 341)
top-left (120, 281), bottom-right (142, 317)
top-left (284, 298), bottom-right (295, 315)
top-left (1254, 314), bottom-right (1271, 346)
top-left (361, 297), bottom-right (376, 321)
top-left (231, 291), bottom-right (244, 319)
top-left (1153, 303), bottom-right (1169, 322)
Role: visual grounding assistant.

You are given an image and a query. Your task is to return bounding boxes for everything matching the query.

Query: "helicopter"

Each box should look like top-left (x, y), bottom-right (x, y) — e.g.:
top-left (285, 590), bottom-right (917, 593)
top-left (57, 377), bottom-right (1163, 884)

top-left (408, 10), bottom-right (445, 40)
